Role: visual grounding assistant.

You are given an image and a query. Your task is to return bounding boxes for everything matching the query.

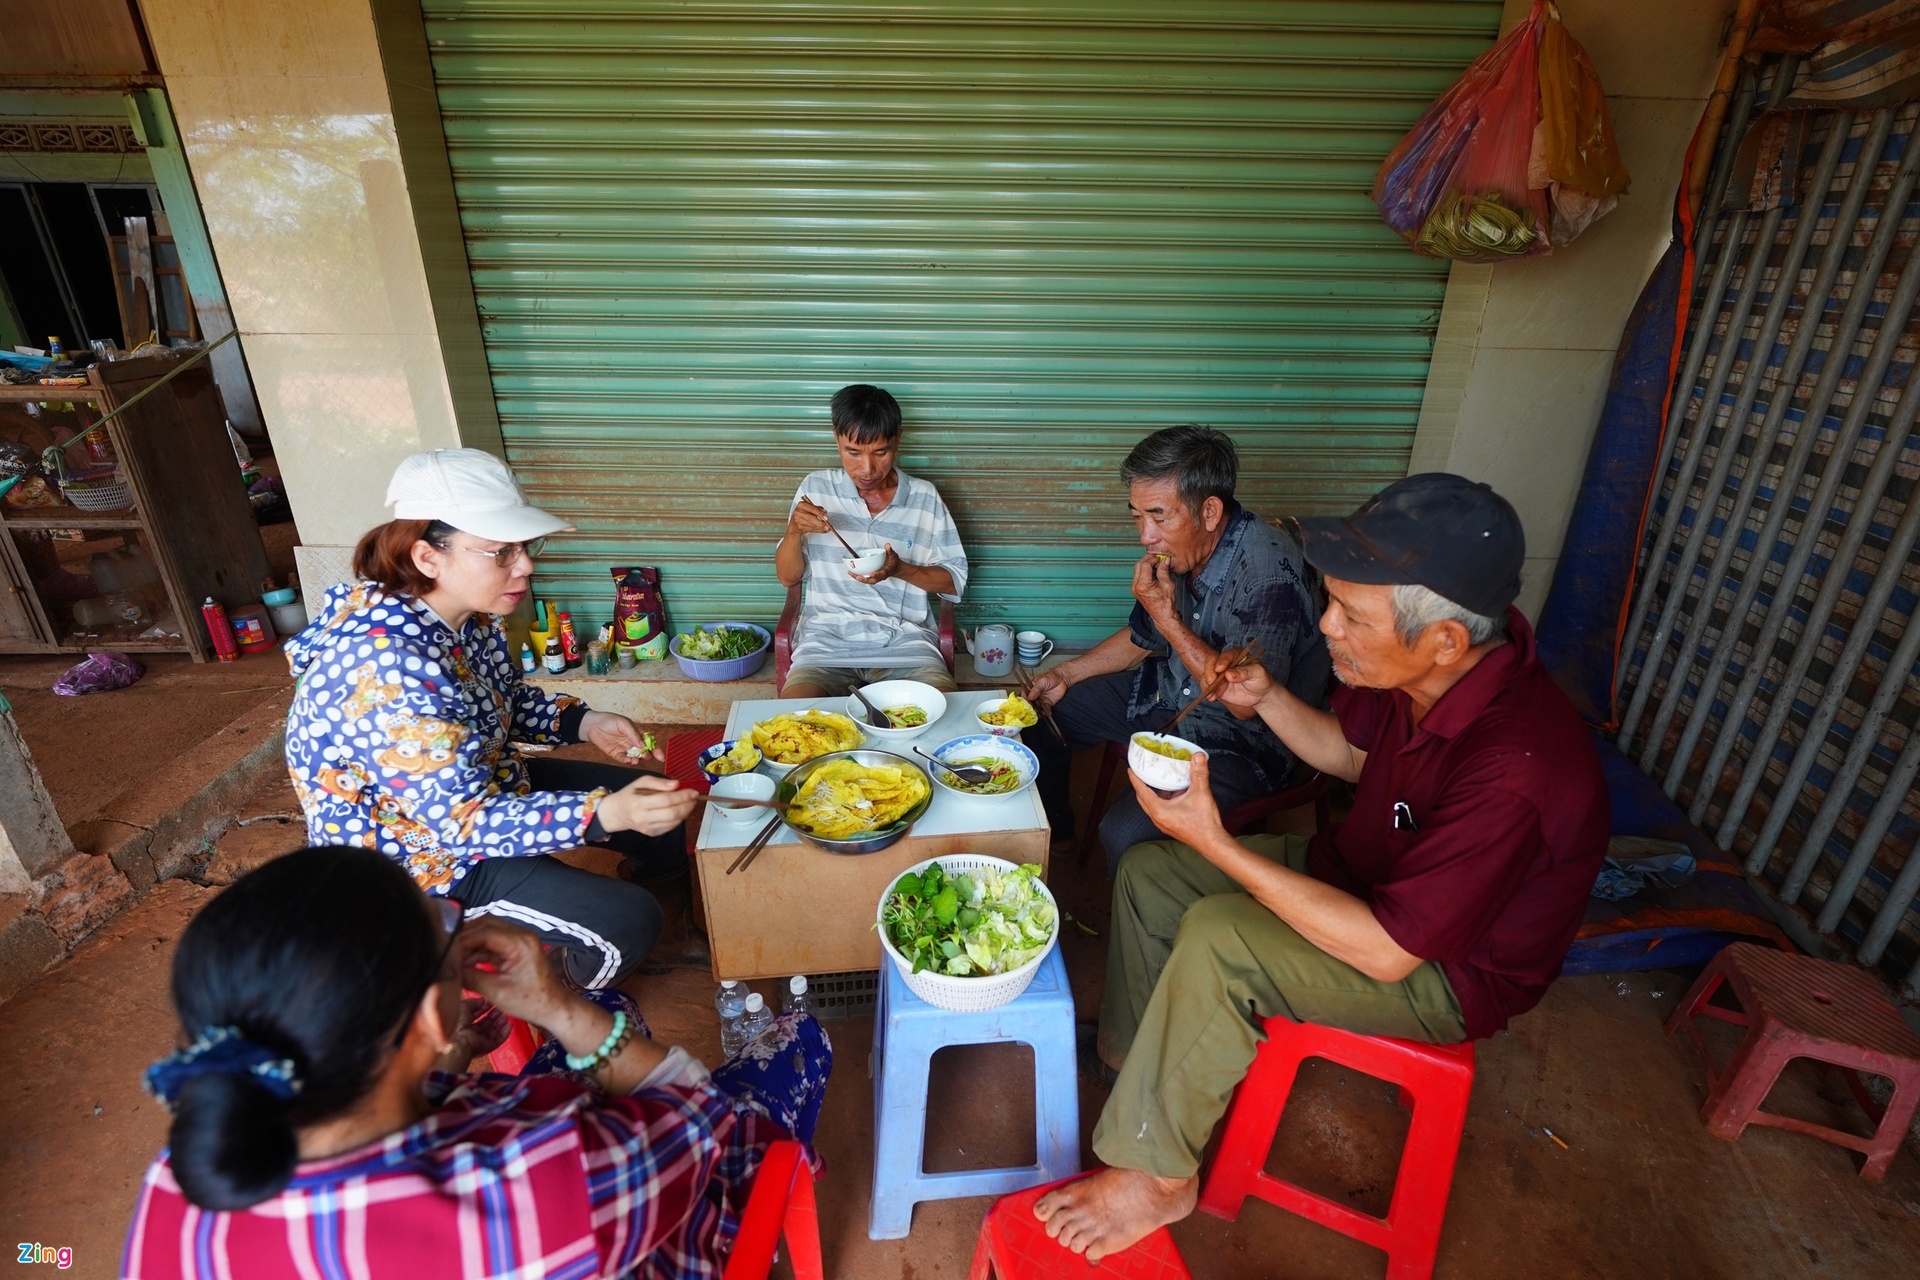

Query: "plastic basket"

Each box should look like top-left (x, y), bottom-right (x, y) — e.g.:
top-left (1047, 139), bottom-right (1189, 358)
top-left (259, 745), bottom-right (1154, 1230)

top-left (60, 471), bottom-right (131, 511)
top-left (875, 854), bottom-right (1060, 1013)
top-left (670, 621), bottom-right (771, 682)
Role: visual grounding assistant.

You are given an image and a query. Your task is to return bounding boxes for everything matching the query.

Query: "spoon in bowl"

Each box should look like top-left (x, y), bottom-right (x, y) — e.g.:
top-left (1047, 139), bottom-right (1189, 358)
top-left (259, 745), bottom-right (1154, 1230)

top-left (850, 686), bottom-right (885, 726)
top-left (910, 745), bottom-right (994, 786)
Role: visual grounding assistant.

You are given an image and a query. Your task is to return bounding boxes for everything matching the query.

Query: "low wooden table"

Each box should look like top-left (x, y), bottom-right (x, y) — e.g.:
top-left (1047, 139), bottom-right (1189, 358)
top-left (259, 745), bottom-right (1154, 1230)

top-left (695, 691), bottom-right (1051, 981)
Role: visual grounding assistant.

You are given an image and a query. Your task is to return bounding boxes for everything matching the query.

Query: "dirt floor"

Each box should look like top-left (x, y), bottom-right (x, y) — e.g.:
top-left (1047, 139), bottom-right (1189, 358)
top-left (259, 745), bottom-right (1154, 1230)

top-left (3, 752), bottom-right (1920, 1278)
top-left (1, 517), bottom-right (301, 828)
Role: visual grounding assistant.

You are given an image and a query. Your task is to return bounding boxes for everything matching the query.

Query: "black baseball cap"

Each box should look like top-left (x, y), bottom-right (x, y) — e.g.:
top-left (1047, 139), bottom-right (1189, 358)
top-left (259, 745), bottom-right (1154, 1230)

top-left (1296, 473), bottom-right (1525, 618)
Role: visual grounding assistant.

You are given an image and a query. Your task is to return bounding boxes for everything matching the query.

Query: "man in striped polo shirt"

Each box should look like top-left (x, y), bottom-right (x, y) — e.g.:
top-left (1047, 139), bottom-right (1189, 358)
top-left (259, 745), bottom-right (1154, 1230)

top-left (774, 384), bottom-right (969, 696)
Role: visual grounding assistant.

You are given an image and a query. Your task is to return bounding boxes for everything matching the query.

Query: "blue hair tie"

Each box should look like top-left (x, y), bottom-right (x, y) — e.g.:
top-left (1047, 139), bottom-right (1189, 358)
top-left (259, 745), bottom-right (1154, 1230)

top-left (143, 1026), bottom-right (304, 1108)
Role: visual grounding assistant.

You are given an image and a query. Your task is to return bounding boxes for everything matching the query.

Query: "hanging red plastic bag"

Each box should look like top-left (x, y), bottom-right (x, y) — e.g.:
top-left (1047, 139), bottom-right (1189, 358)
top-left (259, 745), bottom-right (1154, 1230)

top-left (1374, 4), bottom-right (1549, 262)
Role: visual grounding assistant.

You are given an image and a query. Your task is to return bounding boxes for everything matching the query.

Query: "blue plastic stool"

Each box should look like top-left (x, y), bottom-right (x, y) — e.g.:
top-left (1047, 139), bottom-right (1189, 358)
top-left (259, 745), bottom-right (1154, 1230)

top-left (868, 946), bottom-right (1080, 1239)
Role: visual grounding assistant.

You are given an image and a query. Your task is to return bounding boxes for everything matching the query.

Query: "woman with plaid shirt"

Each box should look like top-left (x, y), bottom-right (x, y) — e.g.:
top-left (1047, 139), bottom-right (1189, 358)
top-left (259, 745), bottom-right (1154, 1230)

top-left (122, 848), bottom-right (831, 1280)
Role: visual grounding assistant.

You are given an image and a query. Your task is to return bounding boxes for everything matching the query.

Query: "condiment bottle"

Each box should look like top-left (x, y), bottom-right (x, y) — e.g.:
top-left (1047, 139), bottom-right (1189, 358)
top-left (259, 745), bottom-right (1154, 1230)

top-left (543, 637), bottom-right (565, 675)
top-left (201, 597), bottom-right (238, 663)
top-left (558, 611), bottom-right (581, 666)
top-left (519, 642), bottom-right (536, 674)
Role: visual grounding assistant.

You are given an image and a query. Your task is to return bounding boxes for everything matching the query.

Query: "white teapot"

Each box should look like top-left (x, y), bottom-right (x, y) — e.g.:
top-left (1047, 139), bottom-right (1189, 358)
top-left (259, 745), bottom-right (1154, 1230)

top-left (963, 623), bottom-right (1016, 678)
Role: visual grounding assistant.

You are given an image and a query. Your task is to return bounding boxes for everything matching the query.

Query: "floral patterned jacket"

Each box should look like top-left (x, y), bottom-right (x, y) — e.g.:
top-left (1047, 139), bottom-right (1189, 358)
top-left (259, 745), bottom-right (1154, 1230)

top-left (283, 581), bottom-right (601, 894)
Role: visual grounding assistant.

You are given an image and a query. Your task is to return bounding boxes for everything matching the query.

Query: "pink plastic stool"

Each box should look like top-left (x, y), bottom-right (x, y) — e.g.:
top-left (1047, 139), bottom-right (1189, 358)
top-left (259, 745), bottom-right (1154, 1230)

top-left (968, 1175), bottom-right (1192, 1280)
top-left (1197, 1018), bottom-right (1474, 1280)
top-left (1665, 941), bottom-right (1920, 1179)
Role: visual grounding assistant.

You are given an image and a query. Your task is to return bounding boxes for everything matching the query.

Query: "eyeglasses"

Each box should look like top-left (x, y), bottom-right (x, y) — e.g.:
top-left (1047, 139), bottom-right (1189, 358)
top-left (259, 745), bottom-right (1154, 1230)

top-left (436, 538), bottom-right (545, 568)
top-left (393, 896), bottom-right (466, 1050)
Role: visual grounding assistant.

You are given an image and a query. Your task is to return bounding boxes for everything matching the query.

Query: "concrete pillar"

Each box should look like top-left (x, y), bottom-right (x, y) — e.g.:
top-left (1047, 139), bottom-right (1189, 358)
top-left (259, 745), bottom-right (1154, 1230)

top-left (0, 697), bottom-right (72, 892)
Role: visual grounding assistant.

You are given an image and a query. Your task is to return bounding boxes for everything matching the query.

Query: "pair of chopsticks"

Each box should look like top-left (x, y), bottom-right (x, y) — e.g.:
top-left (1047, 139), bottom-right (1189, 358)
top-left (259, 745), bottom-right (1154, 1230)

top-left (1013, 664), bottom-right (1067, 745)
top-left (694, 793), bottom-right (789, 813)
top-left (1159, 641), bottom-right (1264, 733)
top-left (726, 811), bottom-right (784, 875)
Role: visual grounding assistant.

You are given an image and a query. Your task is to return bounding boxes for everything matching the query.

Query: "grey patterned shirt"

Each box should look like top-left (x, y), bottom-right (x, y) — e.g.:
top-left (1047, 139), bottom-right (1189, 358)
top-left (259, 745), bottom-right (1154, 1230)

top-left (1127, 503), bottom-right (1331, 789)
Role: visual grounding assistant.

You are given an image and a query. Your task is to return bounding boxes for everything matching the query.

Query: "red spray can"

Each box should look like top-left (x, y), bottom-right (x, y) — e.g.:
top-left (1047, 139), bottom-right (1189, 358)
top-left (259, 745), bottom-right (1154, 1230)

top-left (201, 596), bottom-right (238, 663)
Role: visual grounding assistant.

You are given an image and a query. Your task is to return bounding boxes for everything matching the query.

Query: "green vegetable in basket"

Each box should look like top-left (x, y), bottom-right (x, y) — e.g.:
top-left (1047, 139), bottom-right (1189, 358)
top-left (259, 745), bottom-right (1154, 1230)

top-left (675, 624), bottom-right (764, 661)
top-left (879, 862), bottom-right (1056, 977)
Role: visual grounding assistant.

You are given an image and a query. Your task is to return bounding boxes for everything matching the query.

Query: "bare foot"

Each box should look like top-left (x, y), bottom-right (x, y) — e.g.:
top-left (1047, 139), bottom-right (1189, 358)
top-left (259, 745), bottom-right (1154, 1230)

top-left (1032, 1166), bottom-right (1198, 1263)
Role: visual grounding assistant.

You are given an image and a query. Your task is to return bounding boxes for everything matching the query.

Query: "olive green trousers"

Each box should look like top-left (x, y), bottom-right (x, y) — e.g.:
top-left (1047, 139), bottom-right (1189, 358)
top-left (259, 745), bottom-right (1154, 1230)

top-left (1092, 834), bottom-right (1467, 1179)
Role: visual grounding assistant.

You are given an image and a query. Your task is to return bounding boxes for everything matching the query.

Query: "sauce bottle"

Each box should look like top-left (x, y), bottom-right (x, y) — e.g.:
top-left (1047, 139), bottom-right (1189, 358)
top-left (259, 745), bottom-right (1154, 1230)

top-left (558, 611), bottom-right (581, 666)
top-left (543, 637), bottom-right (565, 675)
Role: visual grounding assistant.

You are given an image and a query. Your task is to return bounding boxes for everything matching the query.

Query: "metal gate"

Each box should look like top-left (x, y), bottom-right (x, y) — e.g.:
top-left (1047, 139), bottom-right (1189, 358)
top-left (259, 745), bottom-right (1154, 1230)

top-left (1616, 60), bottom-right (1920, 995)
top-left (419, 0), bottom-right (1502, 643)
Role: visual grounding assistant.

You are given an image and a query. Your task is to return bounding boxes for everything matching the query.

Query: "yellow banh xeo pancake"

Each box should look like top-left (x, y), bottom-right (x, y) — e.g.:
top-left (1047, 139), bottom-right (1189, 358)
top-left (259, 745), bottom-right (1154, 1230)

top-left (749, 710), bottom-right (864, 764)
top-left (787, 759), bottom-right (929, 840)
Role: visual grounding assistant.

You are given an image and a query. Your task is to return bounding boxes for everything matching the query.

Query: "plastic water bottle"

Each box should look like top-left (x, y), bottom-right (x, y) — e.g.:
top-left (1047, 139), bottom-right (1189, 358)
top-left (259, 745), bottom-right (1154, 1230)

top-left (715, 981), bottom-right (747, 1057)
top-left (781, 975), bottom-right (815, 1017)
top-left (737, 992), bottom-right (773, 1048)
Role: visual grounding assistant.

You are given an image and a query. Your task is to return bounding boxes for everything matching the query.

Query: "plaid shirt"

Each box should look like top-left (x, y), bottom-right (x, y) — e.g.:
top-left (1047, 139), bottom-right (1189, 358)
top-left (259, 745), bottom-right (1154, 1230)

top-left (121, 1070), bottom-right (781, 1280)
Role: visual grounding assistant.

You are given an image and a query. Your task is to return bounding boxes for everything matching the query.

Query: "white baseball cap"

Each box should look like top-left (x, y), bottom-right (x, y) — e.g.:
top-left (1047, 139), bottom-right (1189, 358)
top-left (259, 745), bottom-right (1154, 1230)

top-left (384, 449), bottom-right (573, 544)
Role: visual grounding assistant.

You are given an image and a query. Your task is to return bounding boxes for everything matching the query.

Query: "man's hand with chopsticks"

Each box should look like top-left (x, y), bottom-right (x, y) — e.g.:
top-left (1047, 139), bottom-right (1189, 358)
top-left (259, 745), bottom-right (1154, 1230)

top-left (787, 497), bottom-right (835, 537)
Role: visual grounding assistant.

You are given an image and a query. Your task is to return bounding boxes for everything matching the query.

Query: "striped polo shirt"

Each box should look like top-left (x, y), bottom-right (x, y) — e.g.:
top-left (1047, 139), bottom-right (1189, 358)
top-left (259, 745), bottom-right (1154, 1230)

top-left (785, 467), bottom-right (968, 668)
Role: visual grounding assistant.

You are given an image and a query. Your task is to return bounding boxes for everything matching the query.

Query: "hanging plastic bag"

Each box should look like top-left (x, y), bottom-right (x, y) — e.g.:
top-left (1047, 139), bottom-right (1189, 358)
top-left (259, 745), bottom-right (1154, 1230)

top-left (1535, 6), bottom-right (1630, 199)
top-left (1374, 4), bottom-right (1550, 262)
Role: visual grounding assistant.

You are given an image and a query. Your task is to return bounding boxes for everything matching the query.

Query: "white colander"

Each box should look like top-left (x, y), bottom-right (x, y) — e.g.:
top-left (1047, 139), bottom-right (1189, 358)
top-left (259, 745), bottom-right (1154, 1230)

top-left (875, 854), bottom-right (1060, 1013)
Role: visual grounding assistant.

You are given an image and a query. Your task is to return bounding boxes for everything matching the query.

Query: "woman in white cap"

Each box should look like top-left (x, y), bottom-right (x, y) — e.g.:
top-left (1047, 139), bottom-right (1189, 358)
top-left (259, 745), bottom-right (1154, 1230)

top-left (282, 448), bottom-right (699, 988)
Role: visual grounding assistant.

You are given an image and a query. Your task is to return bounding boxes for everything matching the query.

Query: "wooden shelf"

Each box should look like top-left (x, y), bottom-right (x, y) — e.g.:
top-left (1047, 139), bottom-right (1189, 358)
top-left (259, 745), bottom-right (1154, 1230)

top-left (2, 512), bottom-right (142, 529)
top-left (0, 384), bottom-right (99, 403)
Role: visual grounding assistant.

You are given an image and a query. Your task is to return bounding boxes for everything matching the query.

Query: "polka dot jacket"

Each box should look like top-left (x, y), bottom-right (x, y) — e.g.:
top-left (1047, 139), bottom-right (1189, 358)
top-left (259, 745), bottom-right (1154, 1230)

top-left (283, 581), bottom-right (600, 894)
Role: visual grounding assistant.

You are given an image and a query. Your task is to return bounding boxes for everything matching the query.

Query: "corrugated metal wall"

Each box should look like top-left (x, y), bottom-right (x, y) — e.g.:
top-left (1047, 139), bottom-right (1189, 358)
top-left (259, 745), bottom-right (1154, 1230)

top-left (1616, 60), bottom-right (1920, 994)
top-left (420, 0), bottom-right (1501, 644)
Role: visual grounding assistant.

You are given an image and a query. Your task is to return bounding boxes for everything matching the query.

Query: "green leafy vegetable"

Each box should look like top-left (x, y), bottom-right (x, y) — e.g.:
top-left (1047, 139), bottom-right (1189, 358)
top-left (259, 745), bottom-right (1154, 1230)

top-left (879, 862), bottom-right (1056, 977)
top-left (676, 624), bottom-right (764, 661)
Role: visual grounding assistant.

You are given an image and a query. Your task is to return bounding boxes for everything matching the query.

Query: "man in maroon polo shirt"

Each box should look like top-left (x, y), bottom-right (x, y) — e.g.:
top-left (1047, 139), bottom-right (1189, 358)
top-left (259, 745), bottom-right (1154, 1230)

top-left (1036, 473), bottom-right (1609, 1262)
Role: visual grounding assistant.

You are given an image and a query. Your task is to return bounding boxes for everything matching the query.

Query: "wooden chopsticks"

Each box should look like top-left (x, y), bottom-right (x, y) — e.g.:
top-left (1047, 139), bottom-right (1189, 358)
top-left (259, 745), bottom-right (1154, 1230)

top-left (726, 811), bottom-right (784, 875)
top-left (1159, 641), bottom-right (1264, 734)
top-left (1013, 664), bottom-right (1067, 744)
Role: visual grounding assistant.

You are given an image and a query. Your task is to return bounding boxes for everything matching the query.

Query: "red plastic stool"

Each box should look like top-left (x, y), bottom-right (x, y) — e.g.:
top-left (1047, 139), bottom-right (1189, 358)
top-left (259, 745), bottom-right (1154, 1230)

top-left (1664, 941), bottom-right (1920, 1179)
top-left (969, 1175), bottom-right (1192, 1280)
top-left (1197, 1019), bottom-right (1474, 1280)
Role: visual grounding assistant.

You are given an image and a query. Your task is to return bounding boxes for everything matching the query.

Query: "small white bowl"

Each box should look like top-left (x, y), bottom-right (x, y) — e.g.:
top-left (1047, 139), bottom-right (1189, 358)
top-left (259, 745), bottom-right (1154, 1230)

top-left (927, 733), bottom-right (1039, 802)
top-left (847, 679), bottom-right (948, 741)
top-left (709, 772), bottom-right (775, 822)
top-left (845, 548), bottom-right (887, 576)
top-left (1127, 732), bottom-right (1202, 793)
top-left (975, 695), bottom-right (1039, 737)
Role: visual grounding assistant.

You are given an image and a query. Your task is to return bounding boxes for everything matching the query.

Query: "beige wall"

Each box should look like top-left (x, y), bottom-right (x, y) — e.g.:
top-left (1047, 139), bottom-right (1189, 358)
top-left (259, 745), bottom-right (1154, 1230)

top-left (1411, 0), bottom-right (1730, 620)
top-left (137, 0), bottom-right (463, 576)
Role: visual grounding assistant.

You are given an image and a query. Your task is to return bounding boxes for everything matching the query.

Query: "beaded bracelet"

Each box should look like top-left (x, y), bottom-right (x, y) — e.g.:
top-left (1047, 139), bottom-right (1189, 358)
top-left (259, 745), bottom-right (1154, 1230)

top-left (564, 1011), bottom-right (631, 1075)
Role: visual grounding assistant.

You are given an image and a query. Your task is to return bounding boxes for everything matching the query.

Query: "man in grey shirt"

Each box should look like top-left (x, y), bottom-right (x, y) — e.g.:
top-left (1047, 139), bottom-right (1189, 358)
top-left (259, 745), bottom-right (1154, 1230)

top-left (1029, 426), bottom-right (1330, 870)
top-left (774, 385), bottom-right (969, 696)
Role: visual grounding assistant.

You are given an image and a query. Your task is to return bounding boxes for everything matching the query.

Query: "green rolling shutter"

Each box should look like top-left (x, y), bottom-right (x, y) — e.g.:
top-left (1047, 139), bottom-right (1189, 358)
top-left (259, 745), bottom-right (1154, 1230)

top-left (421, 0), bottom-right (1501, 645)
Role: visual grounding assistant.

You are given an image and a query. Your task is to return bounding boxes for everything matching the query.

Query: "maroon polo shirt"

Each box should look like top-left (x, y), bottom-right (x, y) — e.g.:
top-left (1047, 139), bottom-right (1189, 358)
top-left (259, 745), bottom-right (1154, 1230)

top-left (1305, 609), bottom-right (1608, 1038)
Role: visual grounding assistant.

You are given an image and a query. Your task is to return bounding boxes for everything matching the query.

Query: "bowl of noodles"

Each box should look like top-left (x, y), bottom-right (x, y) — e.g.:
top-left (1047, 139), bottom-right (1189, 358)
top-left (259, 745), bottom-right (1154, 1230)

top-left (925, 734), bottom-right (1038, 803)
top-left (775, 749), bottom-right (933, 854)
top-left (748, 709), bottom-right (866, 777)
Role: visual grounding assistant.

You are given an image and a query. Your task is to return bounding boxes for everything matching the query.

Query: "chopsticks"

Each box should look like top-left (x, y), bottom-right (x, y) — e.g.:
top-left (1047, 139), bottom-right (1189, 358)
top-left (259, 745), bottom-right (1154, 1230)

top-left (693, 794), bottom-right (790, 812)
top-left (1013, 664), bottom-right (1067, 745)
top-left (823, 520), bottom-right (861, 558)
top-left (726, 811), bottom-right (783, 875)
top-left (1159, 641), bottom-right (1264, 734)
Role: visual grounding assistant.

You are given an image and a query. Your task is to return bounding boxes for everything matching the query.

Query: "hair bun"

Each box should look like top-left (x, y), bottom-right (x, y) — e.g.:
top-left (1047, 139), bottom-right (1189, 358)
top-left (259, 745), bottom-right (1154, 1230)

top-left (168, 1072), bottom-right (300, 1210)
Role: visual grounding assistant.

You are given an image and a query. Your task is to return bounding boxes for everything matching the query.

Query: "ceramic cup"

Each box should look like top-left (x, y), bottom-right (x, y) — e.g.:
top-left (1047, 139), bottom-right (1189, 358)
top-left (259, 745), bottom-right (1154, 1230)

top-left (1016, 630), bottom-right (1053, 666)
